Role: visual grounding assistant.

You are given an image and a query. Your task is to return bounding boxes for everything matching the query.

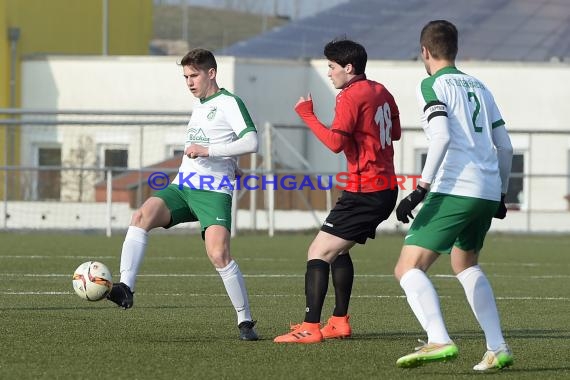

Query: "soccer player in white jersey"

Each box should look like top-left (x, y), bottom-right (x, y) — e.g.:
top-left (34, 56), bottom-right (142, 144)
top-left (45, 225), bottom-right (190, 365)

top-left (106, 48), bottom-right (259, 341)
top-left (393, 20), bottom-right (514, 370)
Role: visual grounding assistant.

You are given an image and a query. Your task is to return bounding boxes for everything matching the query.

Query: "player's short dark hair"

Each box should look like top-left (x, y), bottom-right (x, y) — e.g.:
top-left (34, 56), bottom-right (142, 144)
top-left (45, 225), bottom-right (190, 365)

top-left (180, 48), bottom-right (217, 71)
top-left (420, 20), bottom-right (458, 61)
top-left (324, 39), bottom-right (367, 75)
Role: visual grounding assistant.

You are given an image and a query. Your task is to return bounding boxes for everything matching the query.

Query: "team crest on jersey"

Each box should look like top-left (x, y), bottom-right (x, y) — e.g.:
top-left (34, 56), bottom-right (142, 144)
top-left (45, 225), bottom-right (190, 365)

top-left (187, 128), bottom-right (210, 143)
top-left (207, 106), bottom-right (217, 120)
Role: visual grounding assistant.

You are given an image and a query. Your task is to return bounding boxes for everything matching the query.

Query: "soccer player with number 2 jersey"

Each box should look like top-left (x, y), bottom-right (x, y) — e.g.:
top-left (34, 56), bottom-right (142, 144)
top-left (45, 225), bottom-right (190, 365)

top-left (393, 20), bottom-right (514, 370)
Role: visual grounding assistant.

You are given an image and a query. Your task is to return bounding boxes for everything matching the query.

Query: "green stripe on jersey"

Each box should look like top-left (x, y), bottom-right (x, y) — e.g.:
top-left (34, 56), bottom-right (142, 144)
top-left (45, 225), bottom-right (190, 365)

top-left (200, 90), bottom-right (224, 103)
top-left (420, 66), bottom-right (463, 103)
top-left (219, 88), bottom-right (257, 137)
top-left (492, 119), bottom-right (505, 129)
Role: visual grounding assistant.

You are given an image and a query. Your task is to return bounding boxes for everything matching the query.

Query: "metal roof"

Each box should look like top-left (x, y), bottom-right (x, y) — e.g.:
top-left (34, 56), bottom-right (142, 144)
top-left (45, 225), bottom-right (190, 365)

top-left (219, 0), bottom-right (570, 62)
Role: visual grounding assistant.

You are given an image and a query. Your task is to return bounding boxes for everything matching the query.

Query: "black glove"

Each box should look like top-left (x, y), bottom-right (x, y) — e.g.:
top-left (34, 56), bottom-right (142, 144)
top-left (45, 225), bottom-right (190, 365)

top-left (396, 185), bottom-right (428, 223)
top-left (494, 193), bottom-right (507, 219)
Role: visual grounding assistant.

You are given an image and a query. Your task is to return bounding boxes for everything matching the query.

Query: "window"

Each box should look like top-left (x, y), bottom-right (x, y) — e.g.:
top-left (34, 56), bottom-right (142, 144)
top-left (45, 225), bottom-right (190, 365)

top-left (103, 148), bottom-right (128, 178)
top-left (566, 150), bottom-right (570, 209)
top-left (38, 147), bottom-right (61, 200)
top-left (417, 151), bottom-right (428, 173)
top-left (505, 153), bottom-right (524, 208)
top-left (166, 145), bottom-right (184, 157)
top-left (566, 150), bottom-right (570, 196)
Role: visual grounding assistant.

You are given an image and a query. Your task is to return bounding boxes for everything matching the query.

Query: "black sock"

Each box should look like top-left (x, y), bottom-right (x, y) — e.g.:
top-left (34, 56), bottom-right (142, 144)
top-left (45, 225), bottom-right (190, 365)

top-left (331, 253), bottom-right (354, 317)
top-left (304, 259), bottom-right (330, 323)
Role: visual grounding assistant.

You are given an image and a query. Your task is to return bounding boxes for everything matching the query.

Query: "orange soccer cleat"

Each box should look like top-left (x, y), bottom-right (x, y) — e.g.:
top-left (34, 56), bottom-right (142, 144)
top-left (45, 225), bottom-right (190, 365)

top-left (273, 322), bottom-right (323, 344)
top-left (321, 315), bottom-right (352, 339)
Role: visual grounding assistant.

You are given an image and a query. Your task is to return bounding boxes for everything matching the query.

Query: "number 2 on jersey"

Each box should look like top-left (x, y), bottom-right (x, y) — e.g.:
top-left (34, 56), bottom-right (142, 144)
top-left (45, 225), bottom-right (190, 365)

top-left (468, 91), bottom-right (482, 133)
top-left (375, 102), bottom-right (392, 149)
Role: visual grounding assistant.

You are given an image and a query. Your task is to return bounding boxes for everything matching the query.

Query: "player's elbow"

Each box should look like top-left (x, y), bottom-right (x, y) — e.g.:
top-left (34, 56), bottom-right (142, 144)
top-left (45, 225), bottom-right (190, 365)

top-left (492, 126), bottom-right (512, 156)
top-left (328, 134), bottom-right (347, 153)
top-left (392, 129), bottom-right (401, 141)
top-left (499, 141), bottom-right (513, 155)
top-left (391, 121), bottom-right (402, 141)
top-left (495, 141), bottom-right (513, 162)
top-left (330, 144), bottom-right (343, 154)
top-left (250, 136), bottom-right (259, 154)
top-left (243, 132), bottom-right (259, 154)
top-left (435, 134), bottom-right (451, 150)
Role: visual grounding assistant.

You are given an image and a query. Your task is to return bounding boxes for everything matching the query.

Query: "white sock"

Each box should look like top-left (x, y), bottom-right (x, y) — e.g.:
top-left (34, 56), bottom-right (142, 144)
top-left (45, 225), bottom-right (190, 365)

top-left (216, 260), bottom-right (252, 324)
top-left (119, 226), bottom-right (148, 292)
top-left (457, 265), bottom-right (505, 351)
top-left (400, 268), bottom-right (452, 344)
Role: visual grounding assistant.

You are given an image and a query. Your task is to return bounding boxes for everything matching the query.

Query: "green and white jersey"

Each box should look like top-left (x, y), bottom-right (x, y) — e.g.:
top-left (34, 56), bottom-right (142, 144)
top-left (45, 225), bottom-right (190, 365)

top-left (418, 66), bottom-right (505, 201)
top-left (172, 88), bottom-right (256, 195)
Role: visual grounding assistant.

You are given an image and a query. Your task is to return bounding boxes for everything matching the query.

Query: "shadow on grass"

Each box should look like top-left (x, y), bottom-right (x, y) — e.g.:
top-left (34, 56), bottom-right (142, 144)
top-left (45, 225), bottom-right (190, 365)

top-left (502, 328), bottom-right (570, 339)
top-left (355, 329), bottom-right (570, 375)
top-left (412, 367), bottom-right (570, 377)
top-left (505, 367), bottom-right (570, 373)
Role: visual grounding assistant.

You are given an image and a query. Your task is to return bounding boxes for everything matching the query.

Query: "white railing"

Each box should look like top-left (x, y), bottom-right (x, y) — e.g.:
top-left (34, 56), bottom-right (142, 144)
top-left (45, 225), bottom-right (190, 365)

top-left (1, 109), bottom-right (569, 234)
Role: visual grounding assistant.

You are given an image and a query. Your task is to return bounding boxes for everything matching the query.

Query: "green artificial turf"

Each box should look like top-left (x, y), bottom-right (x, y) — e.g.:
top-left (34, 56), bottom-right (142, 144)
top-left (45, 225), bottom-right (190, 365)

top-left (1, 232), bottom-right (569, 379)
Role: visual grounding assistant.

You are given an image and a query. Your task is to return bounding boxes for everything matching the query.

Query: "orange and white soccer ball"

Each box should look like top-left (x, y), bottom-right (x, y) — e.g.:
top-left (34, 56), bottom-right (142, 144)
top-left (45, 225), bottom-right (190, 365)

top-left (72, 261), bottom-right (113, 301)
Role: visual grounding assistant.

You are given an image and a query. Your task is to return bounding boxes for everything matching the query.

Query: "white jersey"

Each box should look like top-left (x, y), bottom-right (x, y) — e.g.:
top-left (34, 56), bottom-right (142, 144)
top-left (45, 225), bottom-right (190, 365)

top-left (417, 66), bottom-right (505, 201)
top-left (172, 88), bottom-right (256, 195)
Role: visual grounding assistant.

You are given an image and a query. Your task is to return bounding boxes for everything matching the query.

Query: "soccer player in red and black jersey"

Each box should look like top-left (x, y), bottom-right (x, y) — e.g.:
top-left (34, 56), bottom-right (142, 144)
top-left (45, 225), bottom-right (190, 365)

top-left (274, 39), bottom-right (401, 343)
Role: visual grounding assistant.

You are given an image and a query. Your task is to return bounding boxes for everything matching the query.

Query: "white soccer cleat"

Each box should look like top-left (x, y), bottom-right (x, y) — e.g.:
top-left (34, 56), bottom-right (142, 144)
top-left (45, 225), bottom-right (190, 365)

top-left (396, 340), bottom-right (458, 368)
top-left (473, 343), bottom-right (513, 371)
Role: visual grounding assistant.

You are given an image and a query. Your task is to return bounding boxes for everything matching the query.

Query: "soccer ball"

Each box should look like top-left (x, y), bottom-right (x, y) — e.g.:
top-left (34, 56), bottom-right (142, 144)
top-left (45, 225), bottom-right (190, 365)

top-left (72, 261), bottom-right (113, 301)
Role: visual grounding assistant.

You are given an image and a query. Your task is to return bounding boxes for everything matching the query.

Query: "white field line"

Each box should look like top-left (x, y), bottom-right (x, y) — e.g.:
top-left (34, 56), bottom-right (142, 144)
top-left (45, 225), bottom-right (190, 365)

top-left (0, 255), bottom-right (568, 268)
top-left (2, 273), bottom-right (570, 280)
top-left (1, 291), bottom-right (569, 301)
top-left (0, 255), bottom-right (293, 262)
top-left (1, 273), bottom-right (569, 282)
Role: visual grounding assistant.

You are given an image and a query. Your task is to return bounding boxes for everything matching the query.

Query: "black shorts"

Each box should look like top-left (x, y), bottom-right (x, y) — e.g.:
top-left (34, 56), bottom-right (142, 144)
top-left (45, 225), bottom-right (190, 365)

top-left (321, 189), bottom-right (398, 244)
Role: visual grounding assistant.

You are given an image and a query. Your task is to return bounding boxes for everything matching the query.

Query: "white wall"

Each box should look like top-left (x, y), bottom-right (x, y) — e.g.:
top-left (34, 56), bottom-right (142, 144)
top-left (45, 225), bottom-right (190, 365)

top-left (22, 56), bottom-right (570, 127)
top-left (22, 55), bottom-right (240, 111)
top-left (365, 60), bottom-right (570, 131)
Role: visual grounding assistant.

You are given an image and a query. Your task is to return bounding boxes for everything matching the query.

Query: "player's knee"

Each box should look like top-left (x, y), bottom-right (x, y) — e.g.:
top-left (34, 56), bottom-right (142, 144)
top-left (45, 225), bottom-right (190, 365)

top-left (307, 244), bottom-right (319, 258)
top-left (129, 198), bottom-right (169, 230)
top-left (394, 260), bottom-right (417, 281)
top-left (394, 264), bottom-right (406, 281)
top-left (130, 209), bottom-right (145, 227)
top-left (209, 250), bottom-right (231, 268)
top-left (307, 243), bottom-right (334, 262)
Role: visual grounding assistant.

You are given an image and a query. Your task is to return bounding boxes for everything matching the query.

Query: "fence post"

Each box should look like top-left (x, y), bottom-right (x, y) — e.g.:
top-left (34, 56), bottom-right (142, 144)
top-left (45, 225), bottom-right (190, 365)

top-left (231, 185), bottom-right (238, 237)
top-left (106, 169), bottom-right (112, 237)
top-left (2, 164), bottom-right (7, 229)
top-left (326, 187), bottom-right (332, 212)
top-left (264, 122), bottom-right (274, 237)
top-left (137, 125), bottom-right (144, 208)
top-left (2, 175), bottom-right (6, 229)
top-left (527, 134), bottom-right (532, 233)
top-left (249, 152), bottom-right (257, 231)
